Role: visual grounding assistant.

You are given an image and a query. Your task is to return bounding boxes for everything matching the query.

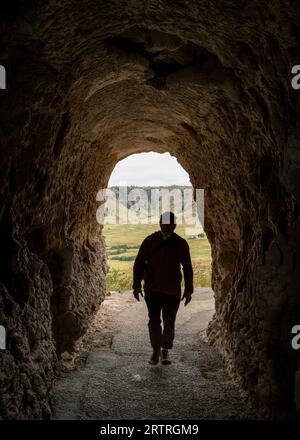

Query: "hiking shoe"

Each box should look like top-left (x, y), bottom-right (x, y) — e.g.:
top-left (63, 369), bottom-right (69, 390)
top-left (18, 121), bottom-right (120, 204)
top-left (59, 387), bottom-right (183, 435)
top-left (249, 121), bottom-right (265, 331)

top-left (149, 348), bottom-right (160, 365)
top-left (161, 348), bottom-right (172, 365)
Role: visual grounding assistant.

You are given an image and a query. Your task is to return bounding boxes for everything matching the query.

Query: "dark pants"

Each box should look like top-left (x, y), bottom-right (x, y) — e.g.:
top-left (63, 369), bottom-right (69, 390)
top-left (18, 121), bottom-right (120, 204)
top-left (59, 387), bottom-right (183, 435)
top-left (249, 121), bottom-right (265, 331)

top-left (144, 291), bottom-right (181, 350)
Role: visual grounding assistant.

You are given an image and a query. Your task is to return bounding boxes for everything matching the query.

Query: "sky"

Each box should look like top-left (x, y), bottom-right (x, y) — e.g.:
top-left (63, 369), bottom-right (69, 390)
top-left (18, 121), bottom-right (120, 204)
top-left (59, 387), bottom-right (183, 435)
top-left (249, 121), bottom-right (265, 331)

top-left (108, 152), bottom-right (191, 187)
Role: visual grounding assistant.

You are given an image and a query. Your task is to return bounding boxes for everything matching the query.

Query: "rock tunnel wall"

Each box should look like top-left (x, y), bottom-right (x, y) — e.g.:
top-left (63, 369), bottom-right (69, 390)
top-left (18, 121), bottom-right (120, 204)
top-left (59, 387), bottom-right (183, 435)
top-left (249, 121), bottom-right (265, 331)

top-left (1, 0), bottom-right (300, 419)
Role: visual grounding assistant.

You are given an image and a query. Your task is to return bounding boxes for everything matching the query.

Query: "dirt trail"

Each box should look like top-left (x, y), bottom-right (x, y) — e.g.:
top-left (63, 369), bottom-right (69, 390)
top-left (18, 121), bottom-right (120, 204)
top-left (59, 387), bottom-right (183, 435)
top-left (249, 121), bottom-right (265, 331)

top-left (52, 288), bottom-right (256, 419)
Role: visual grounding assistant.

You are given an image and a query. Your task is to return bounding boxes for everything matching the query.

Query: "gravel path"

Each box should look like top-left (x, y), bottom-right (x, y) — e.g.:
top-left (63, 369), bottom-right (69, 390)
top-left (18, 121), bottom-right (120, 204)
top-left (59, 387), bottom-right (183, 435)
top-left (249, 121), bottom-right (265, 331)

top-left (52, 288), bottom-right (256, 419)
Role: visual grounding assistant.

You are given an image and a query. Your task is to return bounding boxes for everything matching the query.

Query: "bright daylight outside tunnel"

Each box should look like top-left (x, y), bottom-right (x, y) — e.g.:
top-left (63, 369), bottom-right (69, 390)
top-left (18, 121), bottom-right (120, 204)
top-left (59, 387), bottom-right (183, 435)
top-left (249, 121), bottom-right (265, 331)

top-left (1, 0), bottom-right (300, 427)
top-left (103, 152), bottom-right (210, 295)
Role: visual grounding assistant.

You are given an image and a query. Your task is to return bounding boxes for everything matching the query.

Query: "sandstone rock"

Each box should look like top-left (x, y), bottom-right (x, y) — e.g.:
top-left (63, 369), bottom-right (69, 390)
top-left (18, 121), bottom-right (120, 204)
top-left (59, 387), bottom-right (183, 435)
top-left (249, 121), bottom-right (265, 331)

top-left (1, 0), bottom-right (300, 420)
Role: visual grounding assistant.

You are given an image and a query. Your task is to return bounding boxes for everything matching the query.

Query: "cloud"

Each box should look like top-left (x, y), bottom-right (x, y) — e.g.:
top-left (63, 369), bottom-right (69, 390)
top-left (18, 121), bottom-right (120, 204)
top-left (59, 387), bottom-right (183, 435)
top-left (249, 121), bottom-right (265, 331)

top-left (108, 152), bottom-right (191, 187)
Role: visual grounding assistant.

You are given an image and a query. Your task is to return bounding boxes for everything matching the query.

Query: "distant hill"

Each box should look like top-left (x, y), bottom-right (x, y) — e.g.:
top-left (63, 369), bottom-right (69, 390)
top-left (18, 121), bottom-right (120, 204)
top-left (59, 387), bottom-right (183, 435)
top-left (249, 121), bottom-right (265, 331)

top-left (104, 185), bottom-right (204, 234)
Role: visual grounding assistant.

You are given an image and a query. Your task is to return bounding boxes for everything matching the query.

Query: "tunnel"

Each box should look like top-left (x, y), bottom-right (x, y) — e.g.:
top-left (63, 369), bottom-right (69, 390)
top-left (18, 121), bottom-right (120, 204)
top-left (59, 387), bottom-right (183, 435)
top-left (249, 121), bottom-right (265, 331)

top-left (1, 0), bottom-right (300, 420)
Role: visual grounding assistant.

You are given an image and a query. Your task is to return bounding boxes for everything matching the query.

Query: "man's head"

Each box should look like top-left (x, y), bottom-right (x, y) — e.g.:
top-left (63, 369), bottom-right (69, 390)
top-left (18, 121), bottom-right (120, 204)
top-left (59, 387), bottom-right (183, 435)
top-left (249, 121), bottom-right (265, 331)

top-left (159, 211), bottom-right (176, 237)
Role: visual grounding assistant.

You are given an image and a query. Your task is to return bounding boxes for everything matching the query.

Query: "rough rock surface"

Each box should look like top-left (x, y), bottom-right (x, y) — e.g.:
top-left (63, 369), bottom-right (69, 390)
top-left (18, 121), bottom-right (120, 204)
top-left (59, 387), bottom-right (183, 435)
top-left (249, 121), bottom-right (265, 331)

top-left (0, 0), bottom-right (300, 419)
top-left (0, 216), bottom-right (56, 419)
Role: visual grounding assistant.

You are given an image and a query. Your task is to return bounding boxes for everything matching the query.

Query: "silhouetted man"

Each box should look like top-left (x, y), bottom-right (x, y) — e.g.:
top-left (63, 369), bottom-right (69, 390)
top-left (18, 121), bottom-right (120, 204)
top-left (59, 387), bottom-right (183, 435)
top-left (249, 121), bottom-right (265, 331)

top-left (133, 211), bottom-right (193, 365)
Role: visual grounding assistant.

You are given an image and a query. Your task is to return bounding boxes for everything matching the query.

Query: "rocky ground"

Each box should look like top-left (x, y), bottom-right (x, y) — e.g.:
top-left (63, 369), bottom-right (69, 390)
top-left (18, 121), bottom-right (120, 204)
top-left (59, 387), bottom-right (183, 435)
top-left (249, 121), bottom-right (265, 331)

top-left (51, 288), bottom-right (257, 420)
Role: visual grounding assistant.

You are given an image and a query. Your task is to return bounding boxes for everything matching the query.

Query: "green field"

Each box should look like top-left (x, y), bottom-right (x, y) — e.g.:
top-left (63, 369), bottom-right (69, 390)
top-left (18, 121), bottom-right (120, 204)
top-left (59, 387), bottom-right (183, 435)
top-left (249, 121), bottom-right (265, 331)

top-left (103, 223), bottom-right (212, 292)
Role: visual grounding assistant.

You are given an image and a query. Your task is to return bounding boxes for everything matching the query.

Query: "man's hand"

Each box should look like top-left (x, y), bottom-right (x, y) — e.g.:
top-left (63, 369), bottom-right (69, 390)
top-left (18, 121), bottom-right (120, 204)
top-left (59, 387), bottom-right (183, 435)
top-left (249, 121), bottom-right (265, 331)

top-left (133, 287), bottom-right (144, 301)
top-left (181, 291), bottom-right (192, 306)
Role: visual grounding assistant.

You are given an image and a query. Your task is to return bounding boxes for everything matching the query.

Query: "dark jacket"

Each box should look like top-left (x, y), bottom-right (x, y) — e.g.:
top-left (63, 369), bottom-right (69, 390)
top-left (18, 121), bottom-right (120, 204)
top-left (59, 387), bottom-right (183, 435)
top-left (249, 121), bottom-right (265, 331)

top-left (133, 231), bottom-right (193, 295)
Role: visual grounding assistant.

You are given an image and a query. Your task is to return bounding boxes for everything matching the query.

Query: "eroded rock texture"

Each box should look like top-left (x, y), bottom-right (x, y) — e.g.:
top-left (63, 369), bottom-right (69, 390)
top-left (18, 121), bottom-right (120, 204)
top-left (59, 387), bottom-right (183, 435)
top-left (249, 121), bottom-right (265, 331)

top-left (1, 0), bottom-right (300, 419)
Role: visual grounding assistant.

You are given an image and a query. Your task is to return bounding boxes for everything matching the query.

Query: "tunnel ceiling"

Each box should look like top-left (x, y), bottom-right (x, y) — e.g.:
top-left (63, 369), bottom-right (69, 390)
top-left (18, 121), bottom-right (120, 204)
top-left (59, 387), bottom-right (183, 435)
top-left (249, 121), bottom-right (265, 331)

top-left (1, 0), bottom-right (299, 244)
top-left (1, 0), bottom-right (300, 420)
top-left (0, 1), bottom-right (297, 246)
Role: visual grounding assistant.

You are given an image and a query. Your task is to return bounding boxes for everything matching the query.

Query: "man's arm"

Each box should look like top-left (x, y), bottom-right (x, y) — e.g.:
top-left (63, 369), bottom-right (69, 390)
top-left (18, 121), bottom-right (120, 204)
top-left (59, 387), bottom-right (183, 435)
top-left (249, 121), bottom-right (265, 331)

top-left (132, 238), bottom-right (148, 291)
top-left (181, 240), bottom-right (194, 299)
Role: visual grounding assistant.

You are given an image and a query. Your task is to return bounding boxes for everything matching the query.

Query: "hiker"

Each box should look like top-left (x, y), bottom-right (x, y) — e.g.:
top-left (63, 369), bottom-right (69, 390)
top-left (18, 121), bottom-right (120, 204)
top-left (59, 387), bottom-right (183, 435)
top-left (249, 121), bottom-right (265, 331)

top-left (132, 211), bottom-right (194, 365)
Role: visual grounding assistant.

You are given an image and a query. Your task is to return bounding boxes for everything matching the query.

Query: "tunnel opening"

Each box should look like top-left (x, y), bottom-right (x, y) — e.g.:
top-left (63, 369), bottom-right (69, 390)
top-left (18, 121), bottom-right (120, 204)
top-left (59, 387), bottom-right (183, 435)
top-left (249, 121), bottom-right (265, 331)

top-left (1, 1), bottom-right (300, 421)
top-left (103, 151), bottom-right (212, 294)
